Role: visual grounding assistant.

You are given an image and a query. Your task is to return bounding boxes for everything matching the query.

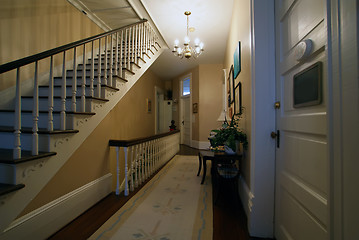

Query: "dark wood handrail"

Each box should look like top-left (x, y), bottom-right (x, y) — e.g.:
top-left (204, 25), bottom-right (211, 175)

top-left (109, 130), bottom-right (180, 147)
top-left (0, 19), bottom-right (147, 74)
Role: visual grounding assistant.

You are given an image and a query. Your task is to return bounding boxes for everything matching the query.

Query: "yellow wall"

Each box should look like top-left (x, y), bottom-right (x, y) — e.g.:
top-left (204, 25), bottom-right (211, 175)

top-left (0, 0), bottom-right (103, 91)
top-left (21, 70), bottom-right (165, 215)
top-left (224, 0), bottom-right (252, 185)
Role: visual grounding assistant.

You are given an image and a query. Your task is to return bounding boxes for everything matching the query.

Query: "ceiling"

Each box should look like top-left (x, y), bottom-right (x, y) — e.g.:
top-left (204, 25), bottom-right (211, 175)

top-left (76, 0), bottom-right (234, 80)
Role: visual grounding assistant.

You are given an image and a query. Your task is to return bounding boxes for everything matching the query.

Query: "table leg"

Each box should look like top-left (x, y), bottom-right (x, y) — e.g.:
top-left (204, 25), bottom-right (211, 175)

top-left (201, 157), bottom-right (207, 184)
top-left (197, 153), bottom-right (202, 176)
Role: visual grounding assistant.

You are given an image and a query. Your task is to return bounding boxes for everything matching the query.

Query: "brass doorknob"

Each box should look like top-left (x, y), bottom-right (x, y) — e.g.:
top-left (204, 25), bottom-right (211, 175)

top-left (271, 132), bottom-right (277, 138)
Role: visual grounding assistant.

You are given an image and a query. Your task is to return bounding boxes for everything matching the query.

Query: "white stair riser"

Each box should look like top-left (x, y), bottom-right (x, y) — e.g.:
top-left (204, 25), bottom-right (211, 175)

top-left (38, 87), bottom-right (94, 97)
top-left (21, 97), bottom-right (103, 112)
top-left (0, 132), bottom-right (50, 152)
top-left (0, 112), bottom-right (73, 130)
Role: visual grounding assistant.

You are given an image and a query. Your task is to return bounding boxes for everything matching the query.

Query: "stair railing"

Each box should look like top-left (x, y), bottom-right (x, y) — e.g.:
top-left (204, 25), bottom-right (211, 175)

top-left (0, 19), bottom-right (161, 159)
top-left (109, 130), bottom-right (180, 196)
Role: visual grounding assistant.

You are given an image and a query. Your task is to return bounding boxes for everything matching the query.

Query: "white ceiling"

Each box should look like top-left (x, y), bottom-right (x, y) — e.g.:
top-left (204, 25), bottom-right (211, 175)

top-left (78, 0), bottom-right (234, 80)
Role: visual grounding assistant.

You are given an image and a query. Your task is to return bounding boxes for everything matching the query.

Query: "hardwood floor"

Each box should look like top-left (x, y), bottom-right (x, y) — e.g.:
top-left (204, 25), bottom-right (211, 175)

top-left (48, 145), bottom-right (250, 240)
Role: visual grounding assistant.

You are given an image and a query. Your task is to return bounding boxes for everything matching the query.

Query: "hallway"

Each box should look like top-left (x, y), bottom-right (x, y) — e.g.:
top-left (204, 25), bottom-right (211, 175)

top-left (49, 145), bottom-right (251, 240)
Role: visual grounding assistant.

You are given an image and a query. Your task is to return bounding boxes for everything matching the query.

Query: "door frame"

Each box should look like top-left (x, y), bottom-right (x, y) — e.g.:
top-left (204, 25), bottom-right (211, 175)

top-left (179, 73), bottom-right (192, 146)
top-left (154, 86), bottom-right (164, 134)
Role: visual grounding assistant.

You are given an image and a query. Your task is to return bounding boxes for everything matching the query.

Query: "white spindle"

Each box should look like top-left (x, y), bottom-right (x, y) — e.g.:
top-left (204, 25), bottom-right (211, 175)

top-left (124, 146), bottom-right (129, 196)
top-left (124, 29), bottom-right (127, 71)
top-left (141, 23), bottom-right (144, 59)
top-left (109, 34), bottom-right (113, 87)
top-left (119, 30), bottom-right (123, 78)
top-left (127, 28), bottom-right (131, 69)
top-left (130, 146), bottom-right (134, 191)
top-left (32, 61), bottom-right (39, 155)
top-left (13, 67), bottom-right (21, 159)
top-left (81, 44), bottom-right (86, 112)
top-left (135, 144), bottom-right (139, 188)
top-left (48, 56), bottom-right (54, 131)
top-left (135, 25), bottom-right (138, 64)
top-left (115, 146), bottom-right (120, 195)
top-left (144, 142), bottom-right (148, 179)
top-left (72, 47), bottom-right (77, 112)
top-left (115, 32), bottom-right (119, 78)
top-left (90, 41), bottom-right (94, 97)
top-left (97, 38), bottom-right (102, 98)
top-left (61, 51), bottom-right (66, 131)
top-left (104, 36), bottom-right (108, 85)
top-left (132, 26), bottom-right (135, 63)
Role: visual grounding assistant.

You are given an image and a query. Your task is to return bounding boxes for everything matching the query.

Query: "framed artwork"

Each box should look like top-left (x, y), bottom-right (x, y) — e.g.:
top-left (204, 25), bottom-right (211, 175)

top-left (146, 98), bottom-right (151, 113)
top-left (228, 65), bottom-right (234, 104)
top-left (193, 103), bottom-right (198, 113)
top-left (234, 82), bottom-right (242, 115)
top-left (233, 41), bottom-right (241, 82)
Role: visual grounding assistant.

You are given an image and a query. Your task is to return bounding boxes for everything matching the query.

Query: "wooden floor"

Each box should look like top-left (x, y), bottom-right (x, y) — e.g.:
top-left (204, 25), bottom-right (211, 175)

top-left (49, 145), bottom-right (251, 240)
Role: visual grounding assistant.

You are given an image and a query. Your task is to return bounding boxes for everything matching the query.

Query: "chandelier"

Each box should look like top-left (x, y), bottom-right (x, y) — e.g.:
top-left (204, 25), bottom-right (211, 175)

top-left (172, 11), bottom-right (204, 59)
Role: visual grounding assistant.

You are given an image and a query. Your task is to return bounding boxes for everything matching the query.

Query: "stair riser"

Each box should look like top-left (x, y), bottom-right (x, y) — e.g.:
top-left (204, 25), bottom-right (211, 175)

top-left (0, 132), bottom-right (50, 152)
top-left (0, 112), bottom-right (71, 130)
top-left (66, 69), bottom-right (118, 78)
top-left (38, 86), bottom-right (94, 97)
top-left (21, 97), bottom-right (101, 112)
top-left (53, 77), bottom-right (118, 87)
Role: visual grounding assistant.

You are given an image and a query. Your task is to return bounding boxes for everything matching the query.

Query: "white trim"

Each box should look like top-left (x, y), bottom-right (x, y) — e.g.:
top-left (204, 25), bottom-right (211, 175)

top-left (1, 174), bottom-right (112, 240)
top-left (238, 175), bottom-right (254, 216)
top-left (66, 0), bottom-right (112, 32)
top-left (179, 73), bottom-right (193, 146)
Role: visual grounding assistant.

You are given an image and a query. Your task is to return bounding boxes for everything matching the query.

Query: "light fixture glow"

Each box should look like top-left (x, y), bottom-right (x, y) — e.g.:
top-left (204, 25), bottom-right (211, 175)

top-left (172, 11), bottom-right (204, 59)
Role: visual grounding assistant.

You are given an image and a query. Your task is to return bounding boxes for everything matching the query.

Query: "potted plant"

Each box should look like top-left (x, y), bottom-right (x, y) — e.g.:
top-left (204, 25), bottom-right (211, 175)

top-left (209, 114), bottom-right (248, 154)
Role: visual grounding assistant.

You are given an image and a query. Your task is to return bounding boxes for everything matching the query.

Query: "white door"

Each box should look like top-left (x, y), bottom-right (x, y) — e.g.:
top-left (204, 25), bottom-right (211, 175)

top-left (181, 96), bottom-right (191, 146)
top-left (275, 1), bottom-right (329, 239)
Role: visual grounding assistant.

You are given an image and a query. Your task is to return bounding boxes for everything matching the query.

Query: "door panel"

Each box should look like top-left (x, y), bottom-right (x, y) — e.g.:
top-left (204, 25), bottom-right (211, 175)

top-left (182, 97), bottom-right (191, 146)
top-left (275, 0), bottom-right (329, 239)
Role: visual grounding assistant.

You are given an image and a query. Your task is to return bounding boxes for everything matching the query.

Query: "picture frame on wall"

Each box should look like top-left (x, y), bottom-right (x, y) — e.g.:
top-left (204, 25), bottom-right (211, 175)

top-left (234, 82), bottom-right (242, 115)
top-left (228, 65), bottom-right (234, 104)
top-left (233, 41), bottom-right (241, 84)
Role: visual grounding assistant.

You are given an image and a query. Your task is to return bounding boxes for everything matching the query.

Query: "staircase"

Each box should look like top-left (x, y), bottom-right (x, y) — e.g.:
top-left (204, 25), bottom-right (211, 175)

top-left (0, 20), bottom-right (164, 234)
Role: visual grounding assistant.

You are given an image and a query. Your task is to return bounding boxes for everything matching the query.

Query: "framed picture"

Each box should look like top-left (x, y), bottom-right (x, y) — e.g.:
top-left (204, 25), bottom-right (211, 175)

top-left (146, 98), bottom-right (151, 113)
top-left (228, 65), bottom-right (234, 104)
top-left (193, 103), bottom-right (198, 113)
top-left (234, 82), bottom-right (242, 115)
top-left (233, 41), bottom-right (241, 82)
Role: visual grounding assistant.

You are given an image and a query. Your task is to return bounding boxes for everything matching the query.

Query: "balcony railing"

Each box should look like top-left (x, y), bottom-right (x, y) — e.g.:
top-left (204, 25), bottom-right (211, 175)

top-left (109, 130), bottom-right (180, 196)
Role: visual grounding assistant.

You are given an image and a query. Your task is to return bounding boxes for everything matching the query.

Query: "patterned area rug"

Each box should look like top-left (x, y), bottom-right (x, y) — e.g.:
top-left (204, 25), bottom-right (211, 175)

top-left (89, 155), bottom-right (213, 240)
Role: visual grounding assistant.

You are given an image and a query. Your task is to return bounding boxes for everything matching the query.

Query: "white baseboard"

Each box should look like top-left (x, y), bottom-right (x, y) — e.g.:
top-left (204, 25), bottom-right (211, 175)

top-left (238, 175), bottom-right (253, 217)
top-left (191, 140), bottom-right (210, 150)
top-left (0, 173), bottom-right (112, 240)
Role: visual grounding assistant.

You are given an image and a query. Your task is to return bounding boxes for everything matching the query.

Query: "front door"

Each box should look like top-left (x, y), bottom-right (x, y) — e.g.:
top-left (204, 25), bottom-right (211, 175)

top-left (274, 0), bottom-right (329, 239)
top-left (181, 96), bottom-right (191, 146)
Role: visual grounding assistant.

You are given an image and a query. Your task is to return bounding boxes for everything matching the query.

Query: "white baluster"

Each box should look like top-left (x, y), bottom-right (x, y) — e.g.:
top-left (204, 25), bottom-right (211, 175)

top-left (48, 56), bottom-right (54, 131)
top-left (81, 44), bottom-right (86, 112)
top-left (124, 29), bottom-right (127, 71)
top-left (134, 25), bottom-right (138, 64)
top-left (144, 142), bottom-right (148, 179)
top-left (115, 146), bottom-right (120, 195)
top-left (114, 32), bottom-right (119, 78)
top-left (109, 34), bottom-right (113, 87)
top-left (135, 144), bottom-right (139, 188)
top-left (61, 51), bottom-right (66, 130)
top-left (72, 47), bottom-right (77, 112)
top-left (130, 146), bottom-right (134, 191)
top-left (90, 41), bottom-right (94, 97)
top-left (13, 67), bottom-right (21, 159)
top-left (32, 61), bottom-right (39, 155)
top-left (103, 36), bottom-right (108, 85)
top-left (97, 38), bottom-right (102, 98)
top-left (132, 26), bottom-right (135, 63)
top-left (124, 146), bottom-right (129, 196)
top-left (127, 28), bottom-right (131, 70)
top-left (119, 30), bottom-right (123, 78)
top-left (141, 23), bottom-right (144, 59)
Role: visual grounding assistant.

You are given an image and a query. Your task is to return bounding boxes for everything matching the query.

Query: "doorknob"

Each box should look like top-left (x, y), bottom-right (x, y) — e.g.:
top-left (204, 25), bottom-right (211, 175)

top-left (270, 132), bottom-right (277, 138)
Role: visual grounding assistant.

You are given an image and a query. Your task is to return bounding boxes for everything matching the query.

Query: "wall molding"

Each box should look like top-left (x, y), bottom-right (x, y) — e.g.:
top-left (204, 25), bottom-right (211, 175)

top-left (238, 175), bottom-right (253, 217)
top-left (191, 140), bottom-right (210, 150)
top-left (0, 174), bottom-right (112, 240)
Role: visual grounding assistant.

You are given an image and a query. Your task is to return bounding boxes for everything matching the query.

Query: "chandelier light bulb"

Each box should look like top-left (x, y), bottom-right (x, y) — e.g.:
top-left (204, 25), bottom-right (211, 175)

top-left (172, 11), bottom-right (204, 59)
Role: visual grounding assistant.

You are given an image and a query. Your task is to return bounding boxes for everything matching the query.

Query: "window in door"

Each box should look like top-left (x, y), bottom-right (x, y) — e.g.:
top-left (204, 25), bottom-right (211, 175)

top-left (182, 77), bottom-right (190, 96)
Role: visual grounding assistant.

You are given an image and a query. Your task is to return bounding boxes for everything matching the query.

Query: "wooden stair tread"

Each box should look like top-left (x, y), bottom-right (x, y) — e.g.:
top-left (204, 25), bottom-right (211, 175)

top-left (0, 183), bottom-right (25, 196)
top-left (0, 126), bottom-right (79, 135)
top-left (0, 148), bottom-right (56, 164)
